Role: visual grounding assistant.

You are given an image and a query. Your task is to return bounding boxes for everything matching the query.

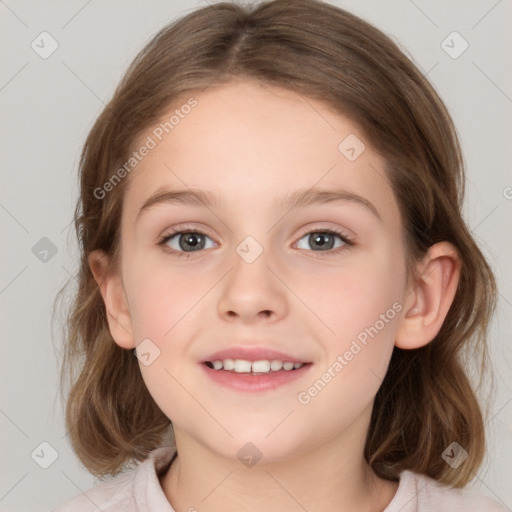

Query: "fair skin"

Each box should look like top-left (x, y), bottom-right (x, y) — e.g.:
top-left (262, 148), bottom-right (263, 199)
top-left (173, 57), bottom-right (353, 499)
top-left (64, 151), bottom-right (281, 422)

top-left (89, 79), bottom-right (460, 512)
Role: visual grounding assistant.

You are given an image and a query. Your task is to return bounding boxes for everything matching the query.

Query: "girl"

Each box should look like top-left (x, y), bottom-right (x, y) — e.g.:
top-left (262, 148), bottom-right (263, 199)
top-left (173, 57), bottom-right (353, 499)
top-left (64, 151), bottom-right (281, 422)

top-left (55, 0), bottom-right (508, 510)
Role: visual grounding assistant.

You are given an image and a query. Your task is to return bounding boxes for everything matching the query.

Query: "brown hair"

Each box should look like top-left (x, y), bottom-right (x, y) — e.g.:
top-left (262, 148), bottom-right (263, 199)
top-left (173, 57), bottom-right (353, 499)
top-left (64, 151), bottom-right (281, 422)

top-left (56, 0), bottom-right (497, 486)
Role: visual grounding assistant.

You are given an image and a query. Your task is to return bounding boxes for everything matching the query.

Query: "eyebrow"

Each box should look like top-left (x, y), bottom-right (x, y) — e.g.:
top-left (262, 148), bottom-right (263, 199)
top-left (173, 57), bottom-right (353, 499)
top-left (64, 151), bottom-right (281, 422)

top-left (136, 186), bottom-right (381, 222)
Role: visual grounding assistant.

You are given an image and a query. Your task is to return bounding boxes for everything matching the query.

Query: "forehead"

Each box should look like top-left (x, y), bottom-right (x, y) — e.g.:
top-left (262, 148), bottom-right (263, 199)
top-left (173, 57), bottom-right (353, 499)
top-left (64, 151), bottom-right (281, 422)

top-left (123, 78), bottom-right (398, 224)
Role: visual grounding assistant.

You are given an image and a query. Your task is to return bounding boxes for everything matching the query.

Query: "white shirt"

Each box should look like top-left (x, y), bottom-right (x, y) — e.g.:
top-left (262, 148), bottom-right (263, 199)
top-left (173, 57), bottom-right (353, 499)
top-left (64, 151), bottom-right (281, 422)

top-left (53, 446), bottom-right (509, 511)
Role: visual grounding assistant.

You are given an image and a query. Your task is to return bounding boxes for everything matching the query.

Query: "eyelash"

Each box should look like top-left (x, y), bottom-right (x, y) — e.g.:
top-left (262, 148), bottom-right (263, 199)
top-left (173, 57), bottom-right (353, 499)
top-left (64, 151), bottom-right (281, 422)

top-left (157, 224), bottom-right (354, 258)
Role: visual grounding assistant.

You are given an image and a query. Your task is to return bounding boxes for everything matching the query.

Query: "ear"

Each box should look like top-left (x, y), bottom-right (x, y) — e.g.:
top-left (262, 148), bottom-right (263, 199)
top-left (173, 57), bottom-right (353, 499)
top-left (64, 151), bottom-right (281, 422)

top-left (395, 241), bottom-right (461, 349)
top-left (88, 249), bottom-right (136, 349)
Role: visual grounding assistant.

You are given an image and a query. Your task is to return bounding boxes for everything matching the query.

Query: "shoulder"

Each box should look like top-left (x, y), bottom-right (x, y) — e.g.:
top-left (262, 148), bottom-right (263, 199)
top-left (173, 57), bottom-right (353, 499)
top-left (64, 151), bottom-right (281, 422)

top-left (53, 446), bottom-right (177, 512)
top-left (386, 470), bottom-right (509, 512)
top-left (53, 470), bottom-right (135, 512)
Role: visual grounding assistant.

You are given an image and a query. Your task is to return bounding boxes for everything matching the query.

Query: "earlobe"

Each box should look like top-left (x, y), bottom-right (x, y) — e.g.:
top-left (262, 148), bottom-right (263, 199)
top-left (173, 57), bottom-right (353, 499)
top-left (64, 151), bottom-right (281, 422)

top-left (395, 242), bottom-right (461, 350)
top-left (88, 249), bottom-right (136, 350)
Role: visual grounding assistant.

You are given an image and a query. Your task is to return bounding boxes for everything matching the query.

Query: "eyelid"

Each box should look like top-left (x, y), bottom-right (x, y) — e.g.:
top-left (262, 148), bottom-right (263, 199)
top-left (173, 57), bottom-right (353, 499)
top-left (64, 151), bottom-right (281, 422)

top-left (159, 223), bottom-right (218, 242)
top-left (294, 223), bottom-right (355, 243)
top-left (159, 222), bottom-right (354, 242)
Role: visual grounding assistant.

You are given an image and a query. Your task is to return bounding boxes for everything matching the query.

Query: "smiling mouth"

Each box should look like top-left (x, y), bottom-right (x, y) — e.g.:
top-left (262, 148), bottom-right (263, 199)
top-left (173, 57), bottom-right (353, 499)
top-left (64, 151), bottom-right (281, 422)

top-left (203, 359), bottom-right (312, 374)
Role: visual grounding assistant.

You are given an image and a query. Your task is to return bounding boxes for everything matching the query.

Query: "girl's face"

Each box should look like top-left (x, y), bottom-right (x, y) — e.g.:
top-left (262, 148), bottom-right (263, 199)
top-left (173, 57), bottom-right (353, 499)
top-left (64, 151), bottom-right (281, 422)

top-left (117, 78), bottom-right (410, 463)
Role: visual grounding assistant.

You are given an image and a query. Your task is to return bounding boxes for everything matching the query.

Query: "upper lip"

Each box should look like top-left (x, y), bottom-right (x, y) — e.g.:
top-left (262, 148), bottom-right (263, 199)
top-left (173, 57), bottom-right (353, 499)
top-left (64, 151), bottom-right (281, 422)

top-left (202, 346), bottom-right (311, 364)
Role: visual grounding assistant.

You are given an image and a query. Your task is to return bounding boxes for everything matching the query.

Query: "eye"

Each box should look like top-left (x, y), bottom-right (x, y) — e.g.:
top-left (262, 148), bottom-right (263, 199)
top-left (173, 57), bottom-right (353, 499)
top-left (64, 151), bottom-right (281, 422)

top-left (295, 227), bottom-right (352, 255)
top-left (158, 225), bottom-right (353, 258)
top-left (159, 229), bottom-right (216, 255)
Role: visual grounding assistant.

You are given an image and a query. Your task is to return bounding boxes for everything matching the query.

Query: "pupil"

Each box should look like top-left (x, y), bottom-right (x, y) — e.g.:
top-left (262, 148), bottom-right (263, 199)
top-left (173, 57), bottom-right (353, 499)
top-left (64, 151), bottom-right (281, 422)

top-left (311, 233), bottom-right (333, 250)
top-left (180, 233), bottom-right (204, 251)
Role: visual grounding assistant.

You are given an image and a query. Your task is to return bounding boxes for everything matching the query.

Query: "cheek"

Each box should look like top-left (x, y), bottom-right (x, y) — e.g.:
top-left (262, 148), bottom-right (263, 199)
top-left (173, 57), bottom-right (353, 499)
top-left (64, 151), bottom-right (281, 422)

top-left (301, 273), bottom-right (401, 419)
top-left (125, 266), bottom-right (204, 422)
top-left (305, 248), bottom-right (405, 337)
top-left (124, 260), bottom-right (196, 345)
top-left (303, 246), bottom-right (405, 400)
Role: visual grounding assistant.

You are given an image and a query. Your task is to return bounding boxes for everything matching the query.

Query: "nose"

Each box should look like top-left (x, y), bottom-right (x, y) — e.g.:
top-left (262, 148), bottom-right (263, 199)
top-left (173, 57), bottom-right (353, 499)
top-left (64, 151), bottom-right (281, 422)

top-left (217, 250), bottom-right (288, 324)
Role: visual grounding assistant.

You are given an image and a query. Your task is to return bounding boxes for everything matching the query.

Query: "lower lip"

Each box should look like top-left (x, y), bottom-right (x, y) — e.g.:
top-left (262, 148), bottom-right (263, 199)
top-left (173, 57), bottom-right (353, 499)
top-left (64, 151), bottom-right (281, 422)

top-left (200, 363), bottom-right (313, 392)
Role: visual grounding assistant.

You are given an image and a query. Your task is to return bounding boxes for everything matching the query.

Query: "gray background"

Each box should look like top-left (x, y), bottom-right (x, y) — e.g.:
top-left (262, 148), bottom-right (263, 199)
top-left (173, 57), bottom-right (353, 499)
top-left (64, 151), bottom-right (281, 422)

top-left (1, 1), bottom-right (511, 510)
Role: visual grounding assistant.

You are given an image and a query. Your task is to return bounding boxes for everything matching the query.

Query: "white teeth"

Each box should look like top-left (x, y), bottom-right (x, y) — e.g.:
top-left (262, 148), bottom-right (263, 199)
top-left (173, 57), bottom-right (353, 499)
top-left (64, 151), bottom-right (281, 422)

top-left (252, 360), bottom-right (271, 373)
top-left (233, 360), bottom-right (252, 373)
top-left (208, 358), bottom-right (306, 373)
top-left (223, 359), bottom-right (235, 370)
top-left (270, 360), bottom-right (283, 371)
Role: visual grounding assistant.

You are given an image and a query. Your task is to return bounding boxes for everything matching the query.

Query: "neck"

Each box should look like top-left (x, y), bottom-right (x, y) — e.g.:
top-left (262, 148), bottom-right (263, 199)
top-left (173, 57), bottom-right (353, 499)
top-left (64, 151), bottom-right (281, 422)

top-left (160, 412), bottom-right (398, 512)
